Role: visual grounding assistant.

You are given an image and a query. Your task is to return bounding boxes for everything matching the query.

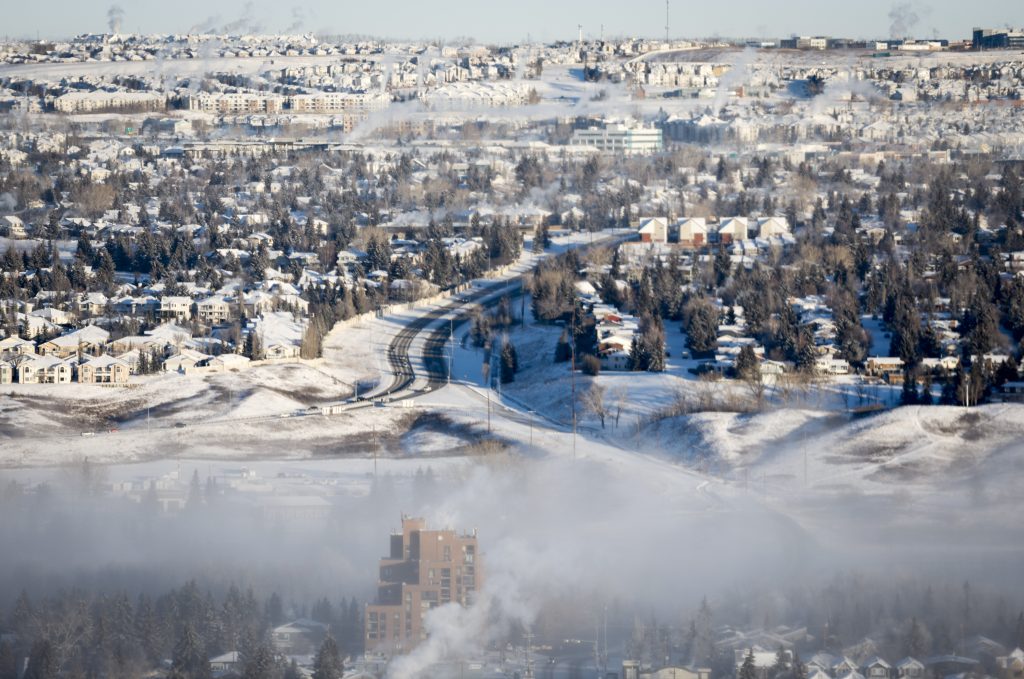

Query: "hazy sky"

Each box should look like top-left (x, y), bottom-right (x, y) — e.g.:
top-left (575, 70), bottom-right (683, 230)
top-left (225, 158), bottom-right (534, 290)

top-left (3, 0), bottom-right (1021, 43)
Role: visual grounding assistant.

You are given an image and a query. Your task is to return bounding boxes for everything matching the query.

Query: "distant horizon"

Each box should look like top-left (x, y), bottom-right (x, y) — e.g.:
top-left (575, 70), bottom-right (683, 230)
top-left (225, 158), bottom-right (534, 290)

top-left (2, 0), bottom-right (1021, 46)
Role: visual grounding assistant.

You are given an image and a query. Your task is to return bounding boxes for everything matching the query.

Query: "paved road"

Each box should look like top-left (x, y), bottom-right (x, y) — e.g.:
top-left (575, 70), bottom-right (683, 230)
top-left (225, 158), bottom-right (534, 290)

top-left (376, 277), bottom-right (524, 399)
top-left (373, 234), bottom-right (625, 402)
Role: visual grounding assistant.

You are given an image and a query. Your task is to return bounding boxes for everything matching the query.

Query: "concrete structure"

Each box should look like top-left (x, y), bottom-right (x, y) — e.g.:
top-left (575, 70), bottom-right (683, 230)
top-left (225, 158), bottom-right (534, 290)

top-left (365, 517), bottom-right (480, 654)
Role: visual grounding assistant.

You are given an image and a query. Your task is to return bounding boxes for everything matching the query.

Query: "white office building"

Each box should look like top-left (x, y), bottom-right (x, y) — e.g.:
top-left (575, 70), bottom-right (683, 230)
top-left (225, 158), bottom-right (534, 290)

top-left (571, 123), bottom-right (664, 155)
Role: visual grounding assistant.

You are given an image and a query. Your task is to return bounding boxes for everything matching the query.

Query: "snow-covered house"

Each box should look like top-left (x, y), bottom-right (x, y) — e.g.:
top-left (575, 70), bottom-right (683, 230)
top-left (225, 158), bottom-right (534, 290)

top-left (16, 354), bottom-right (73, 384)
top-left (718, 217), bottom-right (748, 243)
top-left (37, 325), bottom-right (111, 358)
top-left (894, 658), bottom-right (925, 679)
top-left (0, 335), bottom-right (35, 359)
top-left (678, 218), bottom-right (708, 248)
top-left (638, 217), bottom-right (669, 243)
top-left (78, 354), bottom-right (131, 384)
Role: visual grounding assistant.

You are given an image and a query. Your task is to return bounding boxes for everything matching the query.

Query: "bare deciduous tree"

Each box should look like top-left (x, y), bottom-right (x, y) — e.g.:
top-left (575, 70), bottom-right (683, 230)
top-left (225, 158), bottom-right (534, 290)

top-left (583, 381), bottom-right (609, 429)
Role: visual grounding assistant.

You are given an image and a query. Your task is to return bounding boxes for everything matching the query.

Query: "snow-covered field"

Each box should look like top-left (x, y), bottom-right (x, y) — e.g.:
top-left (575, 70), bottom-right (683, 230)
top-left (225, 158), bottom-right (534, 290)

top-left (3, 226), bottom-right (1022, 562)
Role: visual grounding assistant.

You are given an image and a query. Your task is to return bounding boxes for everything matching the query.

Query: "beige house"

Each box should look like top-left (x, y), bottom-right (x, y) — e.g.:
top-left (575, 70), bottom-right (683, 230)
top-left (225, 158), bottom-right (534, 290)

top-left (0, 360), bottom-right (12, 384)
top-left (160, 296), bottom-right (193, 322)
top-left (78, 354), bottom-right (131, 384)
top-left (196, 296), bottom-right (234, 325)
top-left (17, 354), bottom-right (73, 383)
top-left (678, 218), bottom-right (708, 248)
top-left (718, 217), bottom-right (748, 243)
top-left (756, 217), bottom-right (791, 238)
top-left (638, 217), bottom-right (669, 244)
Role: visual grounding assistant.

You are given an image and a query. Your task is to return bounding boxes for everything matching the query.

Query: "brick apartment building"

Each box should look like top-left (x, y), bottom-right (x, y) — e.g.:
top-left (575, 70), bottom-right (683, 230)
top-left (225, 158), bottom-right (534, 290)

top-left (365, 517), bottom-right (481, 654)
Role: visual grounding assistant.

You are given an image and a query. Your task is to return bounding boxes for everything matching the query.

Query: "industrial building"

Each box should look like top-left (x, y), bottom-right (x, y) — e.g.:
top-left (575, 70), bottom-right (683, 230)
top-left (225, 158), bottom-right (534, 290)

top-left (973, 28), bottom-right (1024, 50)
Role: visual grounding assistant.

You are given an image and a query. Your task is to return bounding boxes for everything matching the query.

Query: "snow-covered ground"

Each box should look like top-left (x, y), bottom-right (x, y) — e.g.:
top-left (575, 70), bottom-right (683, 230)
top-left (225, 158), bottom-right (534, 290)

top-left (3, 225), bottom-right (1022, 568)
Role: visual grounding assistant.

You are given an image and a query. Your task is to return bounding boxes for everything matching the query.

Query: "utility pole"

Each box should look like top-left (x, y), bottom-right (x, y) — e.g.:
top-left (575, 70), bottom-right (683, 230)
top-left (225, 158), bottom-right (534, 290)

top-left (571, 309), bottom-right (577, 459)
top-left (665, 0), bottom-right (670, 43)
top-left (448, 316), bottom-right (453, 385)
top-left (528, 410), bottom-right (534, 446)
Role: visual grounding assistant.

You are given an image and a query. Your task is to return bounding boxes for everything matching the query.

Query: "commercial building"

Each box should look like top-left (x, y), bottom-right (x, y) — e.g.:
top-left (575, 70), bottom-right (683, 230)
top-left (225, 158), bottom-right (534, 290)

top-left (780, 36), bottom-right (829, 50)
top-left (365, 517), bottom-right (481, 654)
top-left (571, 123), bottom-right (664, 155)
top-left (973, 28), bottom-right (1024, 50)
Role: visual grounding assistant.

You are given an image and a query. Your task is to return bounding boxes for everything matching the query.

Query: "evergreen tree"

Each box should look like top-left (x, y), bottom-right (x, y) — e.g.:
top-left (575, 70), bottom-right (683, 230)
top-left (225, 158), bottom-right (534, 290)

top-left (312, 636), bottom-right (344, 679)
top-left (628, 336), bottom-right (650, 372)
top-left (171, 623), bottom-right (211, 679)
top-left (244, 330), bottom-right (264, 360)
top-left (713, 247), bottom-right (732, 287)
top-left (641, 315), bottom-right (666, 373)
top-left (0, 641), bottom-right (18, 679)
top-left (242, 641), bottom-right (279, 679)
top-left (772, 646), bottom-right (789, 679)
top-left (554, 329), bottom-right (572, 363)
top-left (500, 339), bottom-right (519, 384)
top-left (23, 640), bottom-right (57, 679)
top-left (901, 370), bottom-right (919, 406)
top-left (739, 649), bottom-right (758, 679)
top-left (905, 617), bottom-right (929, 658)
top-left (685, 299), bottom-right (719, 356)
top-left (735, 345), bottom-right (760, 382)
top-left (692, 597), bottom-right (713, 667)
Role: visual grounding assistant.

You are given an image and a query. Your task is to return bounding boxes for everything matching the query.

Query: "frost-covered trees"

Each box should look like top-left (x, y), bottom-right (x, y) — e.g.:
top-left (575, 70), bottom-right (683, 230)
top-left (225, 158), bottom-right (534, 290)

top-left (312, 636), bottom-right (344, 679)
top-left (684, 298), bottom-right (719, 356)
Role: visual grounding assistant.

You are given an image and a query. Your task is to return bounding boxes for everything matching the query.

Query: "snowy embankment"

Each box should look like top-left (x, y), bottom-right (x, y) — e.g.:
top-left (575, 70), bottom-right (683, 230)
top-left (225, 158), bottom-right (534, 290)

top-left (448, 294), bottom-right (1024, 503)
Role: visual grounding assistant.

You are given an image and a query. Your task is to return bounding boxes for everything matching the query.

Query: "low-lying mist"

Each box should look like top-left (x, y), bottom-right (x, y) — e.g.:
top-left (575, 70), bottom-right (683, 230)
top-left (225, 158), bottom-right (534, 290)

top-left (0, 446), bottom-right (1021, 670)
